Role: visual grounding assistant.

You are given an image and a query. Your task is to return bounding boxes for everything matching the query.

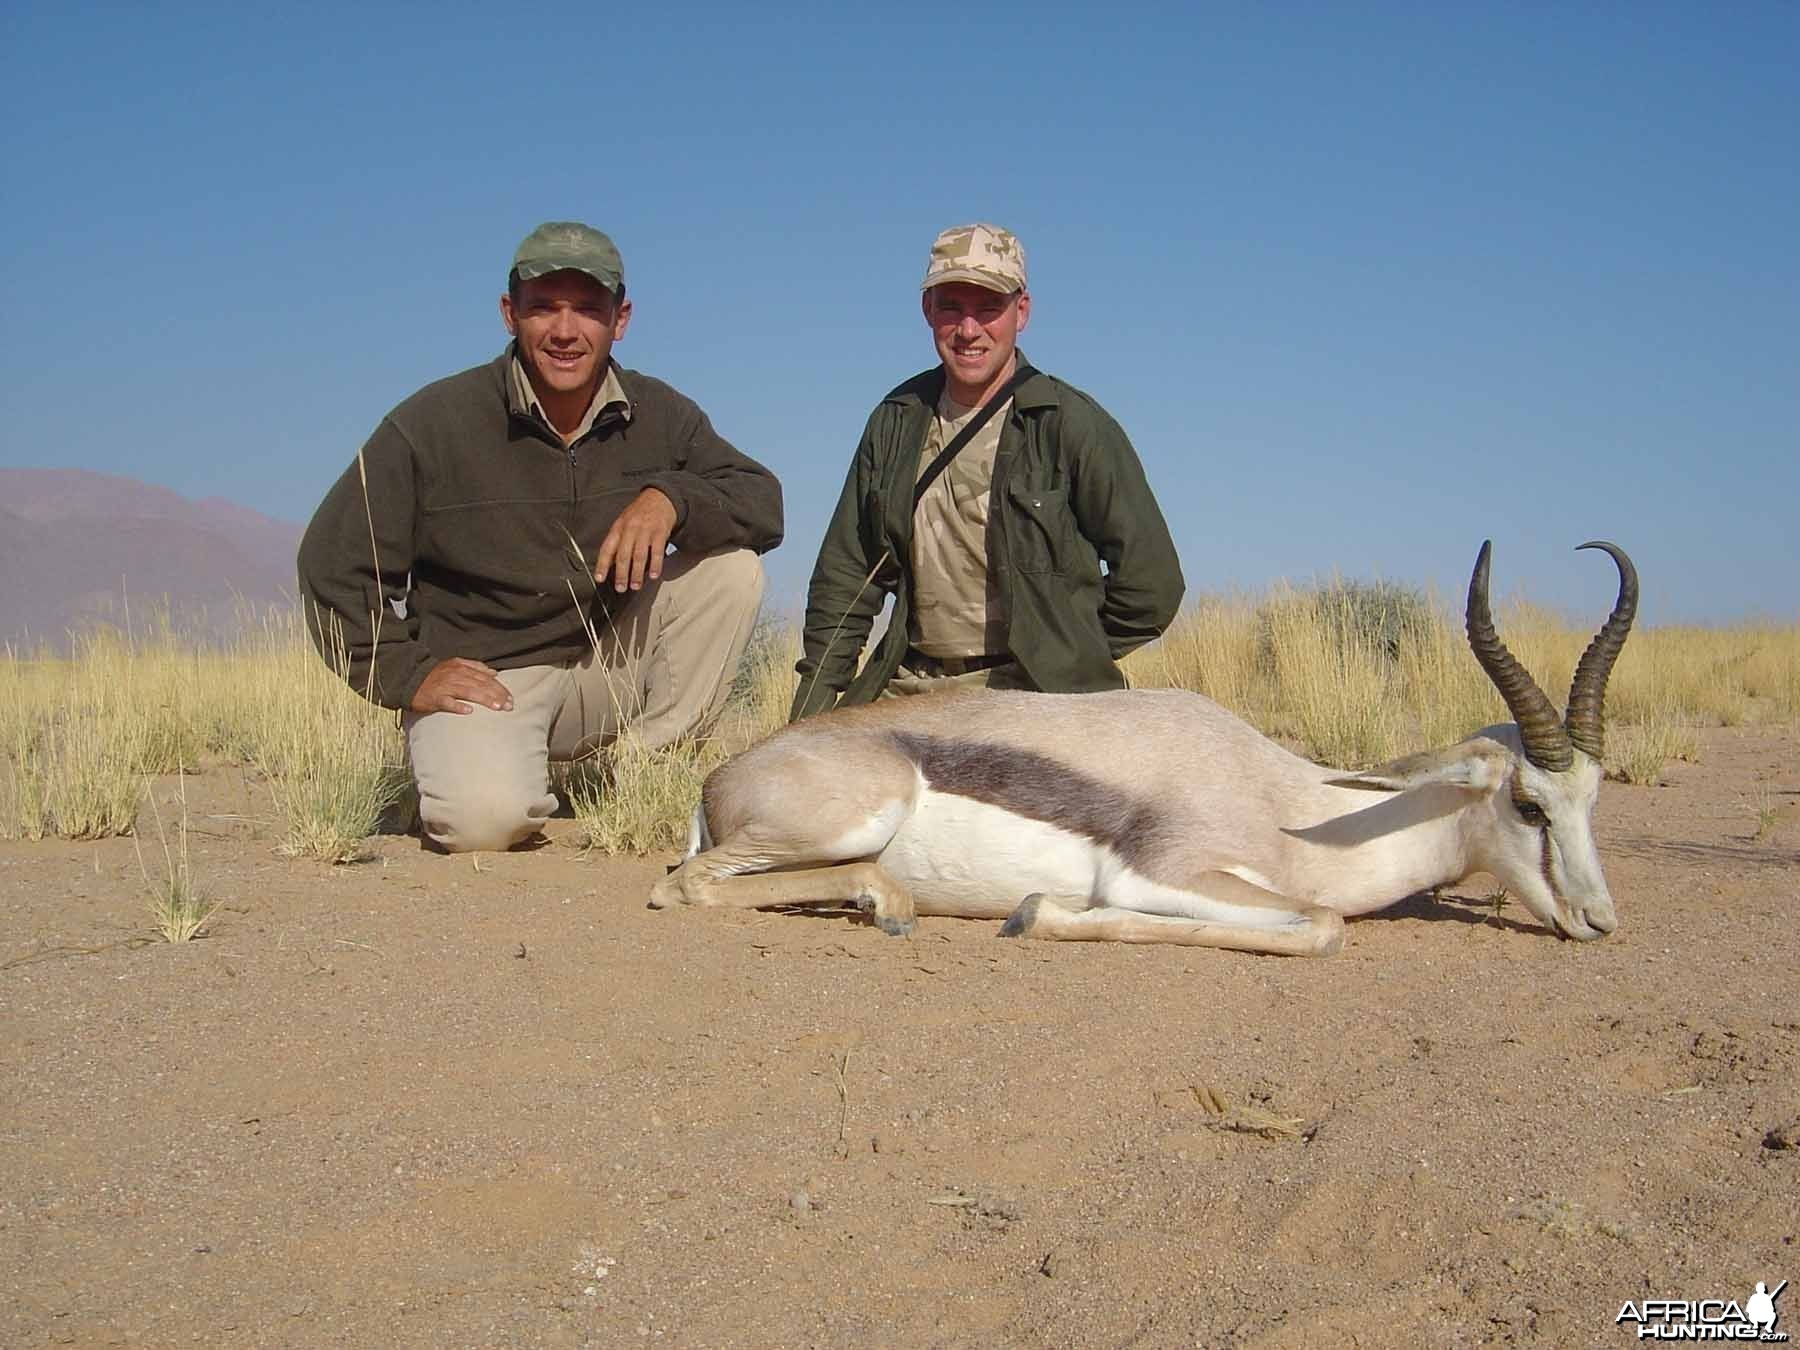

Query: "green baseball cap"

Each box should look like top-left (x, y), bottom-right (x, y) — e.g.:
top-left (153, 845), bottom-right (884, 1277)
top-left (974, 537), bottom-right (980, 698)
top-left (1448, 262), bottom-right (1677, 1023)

top-left (510, 221), bottom-right (624, 293)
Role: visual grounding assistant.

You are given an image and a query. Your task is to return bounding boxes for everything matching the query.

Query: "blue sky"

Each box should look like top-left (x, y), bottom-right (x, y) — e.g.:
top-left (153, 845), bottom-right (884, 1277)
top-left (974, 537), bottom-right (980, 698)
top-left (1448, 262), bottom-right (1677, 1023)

top-left (2, 3), bottom-right (1795, 624)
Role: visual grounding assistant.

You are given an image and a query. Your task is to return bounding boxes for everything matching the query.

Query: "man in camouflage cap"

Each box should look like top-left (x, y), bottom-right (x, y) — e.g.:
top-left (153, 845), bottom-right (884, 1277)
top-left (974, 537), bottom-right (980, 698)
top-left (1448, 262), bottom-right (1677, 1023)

top-left (299, 222), bottom-right (784, 852)
top-left (790, 222), bottom-right (1183, 718)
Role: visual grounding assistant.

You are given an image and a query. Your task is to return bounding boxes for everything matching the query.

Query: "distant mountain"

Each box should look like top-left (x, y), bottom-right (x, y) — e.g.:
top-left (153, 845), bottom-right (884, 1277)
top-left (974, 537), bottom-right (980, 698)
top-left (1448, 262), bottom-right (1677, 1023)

top-left (0, 469), bottom-right (304, 649)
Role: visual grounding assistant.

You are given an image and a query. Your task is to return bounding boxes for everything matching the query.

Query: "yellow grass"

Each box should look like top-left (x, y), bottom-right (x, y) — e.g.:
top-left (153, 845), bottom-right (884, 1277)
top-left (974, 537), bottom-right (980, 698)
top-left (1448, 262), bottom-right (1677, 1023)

top-left (723, 620), bottom-right (802, 744)
top-left (3, 590), bottom-right (1795, 855)
top-left (1125, 595), bottom-right (1261, 718)
top-left (137, 770), bottom-right (219, 942)
top-left (253, 609), bottom-right (407, 862)
top-left (562, 619), bottom-right (796, 854)
top-left (1256, 582), bottom-right (1404, 769)
top-left (565, 735), bottom-right (733, 854)
top-left (1607, 704), bottom-right (1701, 787)
top-left (2, 609), bottom-right (404, 856)
top-left (1128, 589), bottom-right (1795, 775)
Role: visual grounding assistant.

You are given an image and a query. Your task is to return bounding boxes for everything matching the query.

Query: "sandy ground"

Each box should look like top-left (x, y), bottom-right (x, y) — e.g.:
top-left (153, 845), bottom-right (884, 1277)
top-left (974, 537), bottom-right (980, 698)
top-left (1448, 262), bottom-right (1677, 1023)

top-left (2, 724), bottom-right (1796, 1349)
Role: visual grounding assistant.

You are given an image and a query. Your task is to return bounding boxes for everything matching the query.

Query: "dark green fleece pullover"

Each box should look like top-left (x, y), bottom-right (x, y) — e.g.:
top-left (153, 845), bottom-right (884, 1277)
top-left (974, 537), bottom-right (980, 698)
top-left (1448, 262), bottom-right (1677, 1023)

top-left (297, 352), bottom-right (783, 710)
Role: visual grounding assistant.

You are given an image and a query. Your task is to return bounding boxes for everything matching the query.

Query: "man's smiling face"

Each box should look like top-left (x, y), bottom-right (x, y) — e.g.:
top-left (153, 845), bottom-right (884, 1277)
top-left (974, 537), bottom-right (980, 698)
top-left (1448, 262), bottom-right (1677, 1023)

top-left (923, 281), bottom-right (1030, 404)
top-left (500, 270), bottom-right (631, 417)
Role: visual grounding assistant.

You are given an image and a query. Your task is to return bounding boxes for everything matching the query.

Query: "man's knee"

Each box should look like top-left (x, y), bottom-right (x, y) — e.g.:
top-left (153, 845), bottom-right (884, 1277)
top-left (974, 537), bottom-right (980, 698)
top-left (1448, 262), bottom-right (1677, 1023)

top-left (418, 778), bottom-right (550, 853)
top-left (681, 547), bottom-right (765, 614)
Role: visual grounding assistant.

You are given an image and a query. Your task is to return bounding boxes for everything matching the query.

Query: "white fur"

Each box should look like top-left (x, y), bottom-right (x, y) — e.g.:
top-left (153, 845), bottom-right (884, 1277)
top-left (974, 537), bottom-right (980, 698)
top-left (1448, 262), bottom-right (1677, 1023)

top-left (878, 790), bottom-right (1105, 907)
top-left (822, 799), bottom-right (916, 861)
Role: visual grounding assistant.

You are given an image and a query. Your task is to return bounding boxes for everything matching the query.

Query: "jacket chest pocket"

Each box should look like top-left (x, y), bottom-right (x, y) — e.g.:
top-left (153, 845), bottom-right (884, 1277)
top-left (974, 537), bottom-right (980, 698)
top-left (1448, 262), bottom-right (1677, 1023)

top-left (1006, 482), bottom-right (1075, 575)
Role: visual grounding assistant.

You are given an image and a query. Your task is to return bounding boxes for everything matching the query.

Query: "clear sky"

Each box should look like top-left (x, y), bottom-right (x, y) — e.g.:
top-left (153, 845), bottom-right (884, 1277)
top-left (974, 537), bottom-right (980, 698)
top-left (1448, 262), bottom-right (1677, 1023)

top-left (2, 3), bottom-right (1794, 625)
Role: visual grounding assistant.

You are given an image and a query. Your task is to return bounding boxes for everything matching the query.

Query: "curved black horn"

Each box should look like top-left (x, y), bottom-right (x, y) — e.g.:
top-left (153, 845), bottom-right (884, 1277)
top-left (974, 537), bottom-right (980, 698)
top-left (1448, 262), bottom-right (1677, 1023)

top-left (1563, 541), bottom-right (1638, 762)
top-left (1466, 540), bottom-right (1574, 772)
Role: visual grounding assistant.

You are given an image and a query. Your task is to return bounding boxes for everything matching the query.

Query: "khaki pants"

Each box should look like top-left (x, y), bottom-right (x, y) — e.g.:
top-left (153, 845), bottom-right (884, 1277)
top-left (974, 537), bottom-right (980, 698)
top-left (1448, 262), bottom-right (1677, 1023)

top-left (404, 548), bottom-right (764, 852)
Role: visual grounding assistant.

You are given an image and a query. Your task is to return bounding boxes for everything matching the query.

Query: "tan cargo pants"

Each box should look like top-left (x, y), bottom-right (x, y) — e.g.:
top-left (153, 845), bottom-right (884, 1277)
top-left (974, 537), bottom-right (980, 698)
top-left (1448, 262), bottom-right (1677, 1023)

top-left (404, 548), bottom-right (764, 852)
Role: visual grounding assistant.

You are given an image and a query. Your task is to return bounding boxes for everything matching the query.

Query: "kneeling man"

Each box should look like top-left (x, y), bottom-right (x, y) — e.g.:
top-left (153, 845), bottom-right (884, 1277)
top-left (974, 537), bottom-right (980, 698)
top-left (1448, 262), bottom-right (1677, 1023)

top-left (298, 222), bottom-right (783, 851)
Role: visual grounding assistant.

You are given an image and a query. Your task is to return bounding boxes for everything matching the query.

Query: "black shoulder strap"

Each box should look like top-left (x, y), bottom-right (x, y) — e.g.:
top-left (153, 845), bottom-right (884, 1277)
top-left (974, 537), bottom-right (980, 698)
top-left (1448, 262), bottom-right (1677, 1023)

top-left (911, 363), bottom-right (1037, 512)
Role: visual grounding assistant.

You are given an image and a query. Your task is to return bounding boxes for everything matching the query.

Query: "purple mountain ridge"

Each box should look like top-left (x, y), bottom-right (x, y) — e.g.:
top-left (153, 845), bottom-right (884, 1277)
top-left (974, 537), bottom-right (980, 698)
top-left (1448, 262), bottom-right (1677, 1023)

top-left (0, 468), bottom-right (304, 650)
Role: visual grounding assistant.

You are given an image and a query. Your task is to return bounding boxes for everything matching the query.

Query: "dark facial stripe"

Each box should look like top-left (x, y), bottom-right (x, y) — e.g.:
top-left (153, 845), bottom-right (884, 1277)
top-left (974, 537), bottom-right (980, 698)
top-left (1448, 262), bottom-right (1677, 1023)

top-left (1540, 826), bottom-right (1560, 904)
top-left (888, 731), bottom-right (1171, 870)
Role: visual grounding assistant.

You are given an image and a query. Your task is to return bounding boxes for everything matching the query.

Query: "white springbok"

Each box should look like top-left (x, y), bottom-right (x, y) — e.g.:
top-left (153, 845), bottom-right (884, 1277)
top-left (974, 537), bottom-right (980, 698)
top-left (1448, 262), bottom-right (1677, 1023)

top-left (649, 541), bottom-right (1638, 956)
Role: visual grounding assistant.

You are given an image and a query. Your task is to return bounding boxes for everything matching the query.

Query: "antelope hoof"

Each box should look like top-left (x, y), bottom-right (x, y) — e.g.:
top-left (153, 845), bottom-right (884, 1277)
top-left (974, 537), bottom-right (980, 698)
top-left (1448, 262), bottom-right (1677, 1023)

top-left (998, 893), bottom-right (1045, 939)
top-left (647, 877), bottom-right (682, 910)
top-left (877, 913), bottom-right (915, 938)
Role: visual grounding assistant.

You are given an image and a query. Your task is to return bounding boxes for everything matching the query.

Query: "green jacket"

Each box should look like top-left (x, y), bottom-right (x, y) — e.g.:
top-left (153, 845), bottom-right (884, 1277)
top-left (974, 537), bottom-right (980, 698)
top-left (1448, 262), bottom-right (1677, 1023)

top-left (298, 351), bottom-right (783, 711)
top-left (790, 359), bottom-right (1183, 720)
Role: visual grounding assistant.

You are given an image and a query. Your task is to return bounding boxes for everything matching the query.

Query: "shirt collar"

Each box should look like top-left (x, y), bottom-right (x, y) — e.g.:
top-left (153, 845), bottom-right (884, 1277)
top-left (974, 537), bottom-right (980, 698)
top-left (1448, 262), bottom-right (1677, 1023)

top-left (507, 349), bottom-right (633, 442)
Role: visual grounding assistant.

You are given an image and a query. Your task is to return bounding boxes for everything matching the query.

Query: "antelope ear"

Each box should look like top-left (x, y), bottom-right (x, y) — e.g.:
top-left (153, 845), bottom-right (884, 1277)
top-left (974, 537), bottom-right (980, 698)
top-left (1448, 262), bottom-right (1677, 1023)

top-left (1327, 738), bottom-right (1511, 794)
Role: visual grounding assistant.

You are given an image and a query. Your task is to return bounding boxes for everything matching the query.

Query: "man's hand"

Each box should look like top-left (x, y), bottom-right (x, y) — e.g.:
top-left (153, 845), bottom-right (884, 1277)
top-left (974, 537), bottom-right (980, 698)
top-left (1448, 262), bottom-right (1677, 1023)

top-left (593, 487), bottom-right (678, 593)
top-left (410, 658), bottom-right (514, 715)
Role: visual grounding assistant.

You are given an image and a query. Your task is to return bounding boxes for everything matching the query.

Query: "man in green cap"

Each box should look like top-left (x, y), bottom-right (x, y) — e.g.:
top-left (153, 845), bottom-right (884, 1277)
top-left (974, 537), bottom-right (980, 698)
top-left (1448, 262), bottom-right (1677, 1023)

top-left (299, 222), bottom-right (784, 852)
top-left (789, 223), bottom-right (1182, 719)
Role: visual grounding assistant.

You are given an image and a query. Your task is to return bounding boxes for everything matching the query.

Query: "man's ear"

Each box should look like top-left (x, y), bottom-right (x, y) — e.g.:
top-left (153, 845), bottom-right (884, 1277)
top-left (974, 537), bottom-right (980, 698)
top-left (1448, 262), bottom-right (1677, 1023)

top-left (611, 297), bottom-right (633, 341)
top-left (498, 292), bottom-right (517, 336)
top-left (1014, 289), bottom-right (1031, 333)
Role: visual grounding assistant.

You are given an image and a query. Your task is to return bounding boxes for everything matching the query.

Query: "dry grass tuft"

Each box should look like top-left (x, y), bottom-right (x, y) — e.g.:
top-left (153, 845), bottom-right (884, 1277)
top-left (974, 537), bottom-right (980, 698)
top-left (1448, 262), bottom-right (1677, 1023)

top-left (256, 612), bottom-right (406, 863)
top-left (1606, 699), bottom-right (1701, 785)
top-left (1125, 595), bottom-right (1260, 717)
top-left (1258, 581), bottom-right (1405, 769)
top-left (137, 771), bottom-right (218, 942)
top-left (566, 735), bottom-right (732, 855)
top-left (1750, 785), bottom-right (1781, 841)
top-left (559, 604), bottom-right (792, 859)
top-left (724, 619), bottom-right (801, 743)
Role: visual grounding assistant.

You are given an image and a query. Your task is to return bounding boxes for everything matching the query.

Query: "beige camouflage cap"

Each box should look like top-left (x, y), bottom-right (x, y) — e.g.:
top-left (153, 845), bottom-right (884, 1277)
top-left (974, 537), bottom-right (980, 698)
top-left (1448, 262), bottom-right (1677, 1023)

top-left (510, 221), bottom-right (624, 293)
top-left (920, 223), bottom-right (1027, 294)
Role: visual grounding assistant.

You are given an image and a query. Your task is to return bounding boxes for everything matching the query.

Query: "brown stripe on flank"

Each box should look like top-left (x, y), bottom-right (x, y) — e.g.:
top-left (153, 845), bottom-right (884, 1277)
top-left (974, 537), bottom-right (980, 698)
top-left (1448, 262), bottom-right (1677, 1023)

top-left (888, 731), bottom-right (1171, 868)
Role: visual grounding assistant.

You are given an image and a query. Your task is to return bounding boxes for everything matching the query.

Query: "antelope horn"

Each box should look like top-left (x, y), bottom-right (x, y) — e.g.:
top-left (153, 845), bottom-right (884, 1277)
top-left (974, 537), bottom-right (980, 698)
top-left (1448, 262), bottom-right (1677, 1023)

top-left (1466, 540), bottom-right (1573, 772)
top-left (1563, 541), bottom-right (1638, 762)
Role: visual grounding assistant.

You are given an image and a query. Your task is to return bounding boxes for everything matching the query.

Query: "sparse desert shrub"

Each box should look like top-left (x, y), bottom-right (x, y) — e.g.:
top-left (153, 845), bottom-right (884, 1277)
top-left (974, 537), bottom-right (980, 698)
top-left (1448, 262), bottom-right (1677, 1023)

top-left (1256, 576), bottom-right (1434, 672)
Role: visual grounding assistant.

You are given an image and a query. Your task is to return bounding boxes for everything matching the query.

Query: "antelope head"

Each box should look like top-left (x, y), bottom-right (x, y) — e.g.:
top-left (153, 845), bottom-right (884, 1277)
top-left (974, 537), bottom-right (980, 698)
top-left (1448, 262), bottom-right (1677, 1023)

top-left (1336, 540), bottom-right (1639, 940)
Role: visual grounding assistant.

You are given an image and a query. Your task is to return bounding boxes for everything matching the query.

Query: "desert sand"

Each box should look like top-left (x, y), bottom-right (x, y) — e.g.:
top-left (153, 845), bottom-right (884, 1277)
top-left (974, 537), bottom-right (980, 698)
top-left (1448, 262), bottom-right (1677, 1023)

top-left (2, 725), bottom-right (1796, 1348)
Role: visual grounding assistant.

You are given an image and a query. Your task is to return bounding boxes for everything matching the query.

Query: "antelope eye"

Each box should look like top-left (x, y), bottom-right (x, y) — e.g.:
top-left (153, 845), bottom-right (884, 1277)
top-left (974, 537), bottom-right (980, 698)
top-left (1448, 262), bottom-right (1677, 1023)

top-left (1515, 799), bottom-right (1549, 828)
